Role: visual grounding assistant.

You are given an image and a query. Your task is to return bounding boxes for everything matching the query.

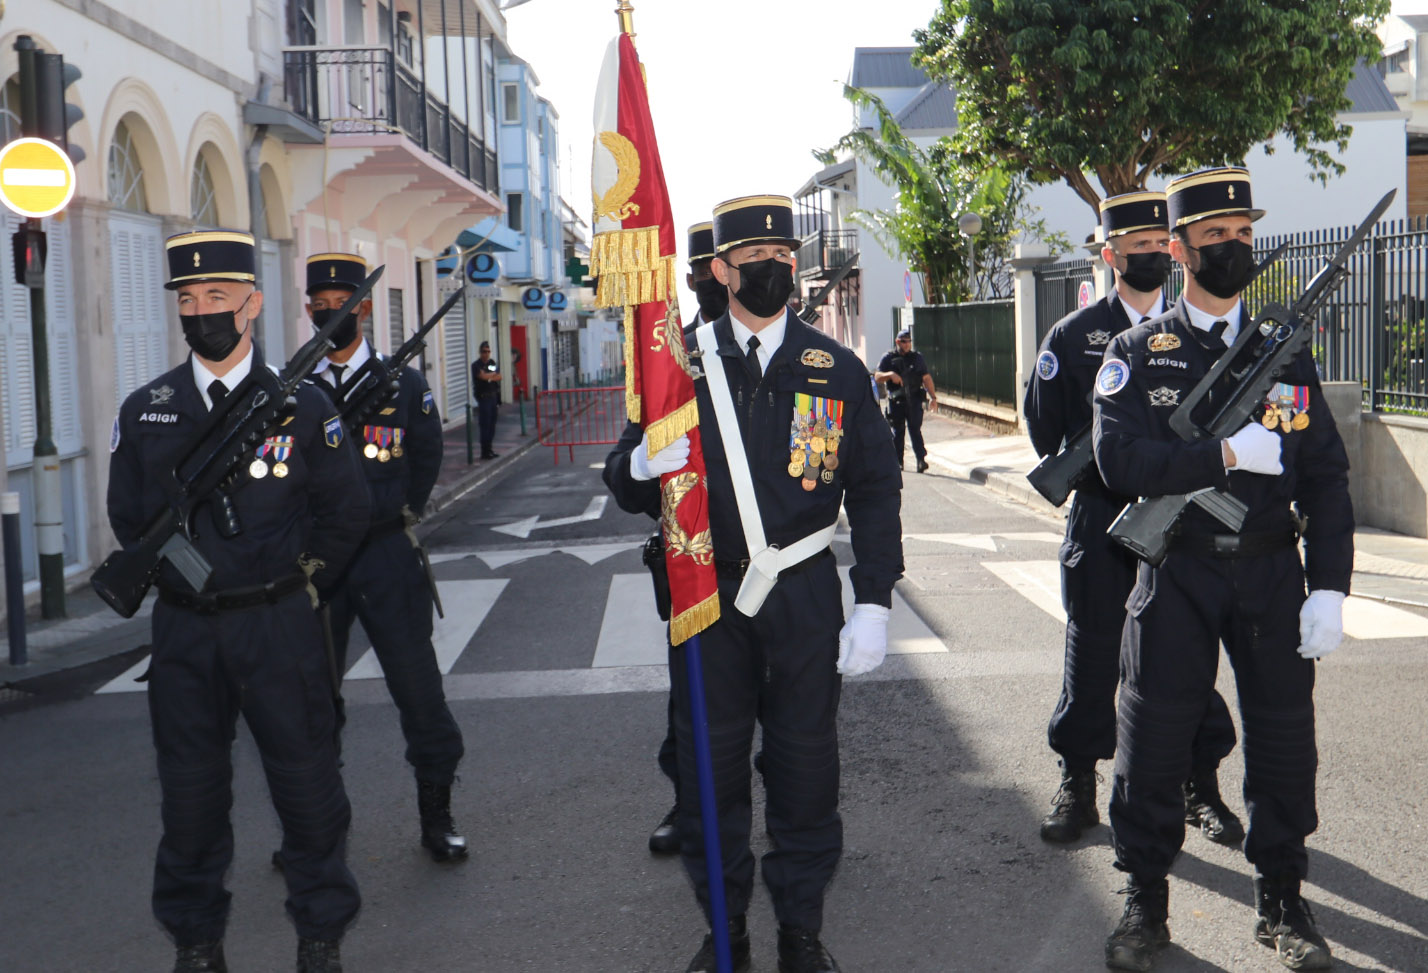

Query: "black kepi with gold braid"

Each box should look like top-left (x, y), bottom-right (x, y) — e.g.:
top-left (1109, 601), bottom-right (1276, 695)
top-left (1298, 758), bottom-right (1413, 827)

top-left (1100, 191), bottom-right (1168, 239)
top-left (164, 230), bottom-right (256, 290)
top-left (712, 195), bottom-right (800, 254)
top-left (306, 252), bottom-right (367, 295)
top-left (1166, 167), bottom-right (1265, 228)
top-left (687, 222), bottom-right (715, 264)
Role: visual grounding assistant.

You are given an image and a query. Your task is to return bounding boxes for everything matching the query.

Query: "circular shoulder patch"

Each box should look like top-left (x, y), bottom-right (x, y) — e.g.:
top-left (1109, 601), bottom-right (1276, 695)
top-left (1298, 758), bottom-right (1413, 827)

top-left (1096, 358), bottom-right (1130, 396)
top-left (1036, 350), bottom-right (1059, 381)
top-left (109, 415), bottom-right (121, 453)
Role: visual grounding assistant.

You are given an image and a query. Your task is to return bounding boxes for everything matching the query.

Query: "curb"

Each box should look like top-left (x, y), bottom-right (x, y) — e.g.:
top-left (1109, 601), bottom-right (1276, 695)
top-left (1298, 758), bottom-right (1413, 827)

top-left (427, 432), bottom-right (541, 516)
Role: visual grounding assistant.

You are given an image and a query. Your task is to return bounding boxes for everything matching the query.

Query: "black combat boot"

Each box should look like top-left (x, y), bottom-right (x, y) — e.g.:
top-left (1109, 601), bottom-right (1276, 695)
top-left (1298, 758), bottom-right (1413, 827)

top-left (1105, 875), bottom-right (1170, 971)
top-left (649, 804), bottom-right (680, 855)
top-left (777, 924), bottom-right (839, 973)
top-left (296, 937), bottom-right (342, 973)
top-left (685, 915), bottom-right (751, 973)
top-left (1040, 765), bottom-right (1098, 843)
top-left (1254, 874), bottom-right (1332, 970)
top-left (417, 779), bottom-right (468, 863)
top-left (173, 942), bottom-right (227, 972)
top-left (1183, 769), bottom-right (1245, 846)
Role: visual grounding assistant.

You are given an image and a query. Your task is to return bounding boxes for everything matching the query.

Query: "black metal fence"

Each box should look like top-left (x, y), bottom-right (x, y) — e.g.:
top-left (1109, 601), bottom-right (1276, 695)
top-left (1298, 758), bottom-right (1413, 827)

top-left (1033, 258), bottom-right (1094, 345)
top-left (284, 47), bottom-right (497, 193)
top-left (912, 300), bottom-right (1016, 407)
top-left (796, 230), bottom-right (859, 279)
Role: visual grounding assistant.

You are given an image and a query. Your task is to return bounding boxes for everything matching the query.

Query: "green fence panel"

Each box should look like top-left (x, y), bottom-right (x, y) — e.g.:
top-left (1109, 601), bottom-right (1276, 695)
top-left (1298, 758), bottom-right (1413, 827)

top-left (910, 300), bottom-right (1015, 406)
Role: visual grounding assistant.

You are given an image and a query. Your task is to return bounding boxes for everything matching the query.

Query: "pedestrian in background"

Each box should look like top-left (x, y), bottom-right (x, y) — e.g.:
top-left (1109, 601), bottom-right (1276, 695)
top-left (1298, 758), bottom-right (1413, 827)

top-left (472, 340), bottom-right (501, 459)
top-left (875, 329), bottom-right (935, 472)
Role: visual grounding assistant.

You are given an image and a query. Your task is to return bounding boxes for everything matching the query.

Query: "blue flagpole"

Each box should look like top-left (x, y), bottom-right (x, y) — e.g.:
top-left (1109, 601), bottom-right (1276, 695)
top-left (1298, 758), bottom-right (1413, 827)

top-left (683, 632), bottom-right (732, 973)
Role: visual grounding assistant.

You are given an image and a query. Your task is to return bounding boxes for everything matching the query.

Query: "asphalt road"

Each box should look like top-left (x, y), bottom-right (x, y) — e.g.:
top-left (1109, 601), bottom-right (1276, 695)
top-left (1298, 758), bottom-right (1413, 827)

top-left (2, 420), bottom-right (1426, 972)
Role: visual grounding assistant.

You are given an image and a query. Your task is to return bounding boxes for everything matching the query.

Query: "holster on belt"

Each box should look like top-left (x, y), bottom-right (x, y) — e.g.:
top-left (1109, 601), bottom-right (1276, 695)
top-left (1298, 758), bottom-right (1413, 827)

top-left (734, 545), bottom-right (782, 617)
top-left (641, 532), bottom-right (672, 621)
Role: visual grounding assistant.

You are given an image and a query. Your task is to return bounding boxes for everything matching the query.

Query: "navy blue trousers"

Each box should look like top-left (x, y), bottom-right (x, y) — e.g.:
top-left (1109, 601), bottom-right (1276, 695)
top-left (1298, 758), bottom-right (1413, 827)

top-left (477, 395), bottom-right (499, 453)
top-left (148, 594), bottom-right (359, 946)
top-left (1111, 547), bottom-right (1318, 881)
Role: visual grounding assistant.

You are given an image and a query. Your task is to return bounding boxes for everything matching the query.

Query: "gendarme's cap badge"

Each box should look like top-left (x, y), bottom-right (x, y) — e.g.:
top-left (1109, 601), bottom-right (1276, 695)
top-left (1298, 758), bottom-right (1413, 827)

top-left (164, 230), bottom-right (256, 290)
top-left (1166, 167), bottom-right (1265, 228)
top-left (712, 195), bottom-right (800, 255)
top-left (1099, 191), bottom-right (1169, 239)
top-left (687, 222), bottom-right (715, 264)
top-left (305, 252), bottom-right (367, 295)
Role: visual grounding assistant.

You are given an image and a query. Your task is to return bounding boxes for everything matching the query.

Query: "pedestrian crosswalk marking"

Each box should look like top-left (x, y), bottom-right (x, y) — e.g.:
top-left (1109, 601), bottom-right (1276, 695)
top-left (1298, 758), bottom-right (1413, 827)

top-left (591, 567), bottom-right (946, 668)
top-left (905, 531), bottom-right (1062, 551)
top-left (983, 559), bottom-right (1428, 641)
top-left (345, 579), bottom-right (507, 678)
top-left (428, 542), bottom-right (642, 570)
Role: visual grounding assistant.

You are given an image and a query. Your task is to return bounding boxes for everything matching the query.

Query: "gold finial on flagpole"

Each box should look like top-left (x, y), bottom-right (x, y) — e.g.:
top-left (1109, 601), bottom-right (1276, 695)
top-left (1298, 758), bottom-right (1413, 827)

top-left (616, 0), bottom-right (636, 44)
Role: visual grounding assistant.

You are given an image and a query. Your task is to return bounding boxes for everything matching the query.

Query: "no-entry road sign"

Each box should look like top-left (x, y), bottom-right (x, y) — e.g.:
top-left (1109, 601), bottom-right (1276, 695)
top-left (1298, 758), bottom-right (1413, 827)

top-left (0, 137), bottom-right (76, 219)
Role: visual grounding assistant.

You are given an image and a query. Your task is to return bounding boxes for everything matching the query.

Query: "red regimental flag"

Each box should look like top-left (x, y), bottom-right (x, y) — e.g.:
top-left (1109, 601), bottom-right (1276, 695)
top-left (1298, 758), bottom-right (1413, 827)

top-left (591, 32), bottom-right (718, 644)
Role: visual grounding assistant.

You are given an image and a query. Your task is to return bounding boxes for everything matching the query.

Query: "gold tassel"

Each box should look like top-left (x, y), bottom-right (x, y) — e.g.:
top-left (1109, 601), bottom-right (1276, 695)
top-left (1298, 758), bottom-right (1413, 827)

top-left (644, 397), bottom-right (698, 457)
top-left (623, 305), bottom-right (640, 422)
top-left (669, 591), bottom-right (721, 646)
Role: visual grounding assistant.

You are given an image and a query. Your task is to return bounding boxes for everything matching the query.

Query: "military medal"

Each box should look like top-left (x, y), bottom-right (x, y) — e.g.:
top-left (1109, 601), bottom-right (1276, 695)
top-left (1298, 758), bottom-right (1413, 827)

top-left (390, 428), bottom-right (404, 458)
top-left (377, 448), bottom-right (391, 462)
top-left (364, 442), bottom-right (379, 459)
top-left (1292, 411), bottom-right (1309, 431)
top-left (802, 473), bottom-right (817, 492)
top-left (262, 436), bottom-right (294, 480)
top-left (273, 462), bottom-right (289, 478)
top-left (823, 453), bottom-right (839, 471)
top-left (820, 469), bottom-right (834, 484)
top-left (391, 445), bottom-right (403, 458)
top-left (788, 461), bottom-right (804, 477)
top-left (249, 458), bottom-right (268, 479)
top-left (1261, 408), bottom-right (1279, 429)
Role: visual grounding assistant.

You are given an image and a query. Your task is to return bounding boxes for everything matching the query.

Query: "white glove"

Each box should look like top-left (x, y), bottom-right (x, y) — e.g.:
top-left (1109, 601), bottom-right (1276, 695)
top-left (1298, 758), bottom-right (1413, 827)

top-left (1298, 590), bottom-right (1346, 659)
top-left (1224, 422), bottom-right (1283, 476)
top-left (837, 603), bottom-right (891, 676)
top-left (629, 433), bottom-right (690, 481)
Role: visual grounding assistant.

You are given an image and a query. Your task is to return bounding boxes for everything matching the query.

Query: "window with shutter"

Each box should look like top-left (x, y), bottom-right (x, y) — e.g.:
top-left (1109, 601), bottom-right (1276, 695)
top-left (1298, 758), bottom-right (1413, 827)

top-left (443, 291), bottom-right (467, 415)
top-left (388, 286), bottom-right (405, 352)
top-left (108, 211), bottom-right (169, 410)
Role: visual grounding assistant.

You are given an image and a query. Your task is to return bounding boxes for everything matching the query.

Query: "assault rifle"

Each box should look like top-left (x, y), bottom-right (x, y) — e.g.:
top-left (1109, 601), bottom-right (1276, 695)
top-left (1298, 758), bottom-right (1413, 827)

top-left (92, 266), bottom-right (386, 618)
top-left (1026, 243), bottom-right (1290, 508)
top-left (333, 287), bottom-right (462, 427)
top-left (1108, 189), bottom-right (1395, 565)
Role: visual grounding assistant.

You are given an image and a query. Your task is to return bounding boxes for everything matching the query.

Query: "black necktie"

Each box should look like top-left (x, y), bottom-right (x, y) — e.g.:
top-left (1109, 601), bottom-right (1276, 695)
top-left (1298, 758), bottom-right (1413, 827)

top-left (1139, 315), bottom-right (1151, 325)
top-left (1209, 319), bottom-right (1229, 350)
top-left (330, 364), bottom-right (346, 389)
top-left (745, 335), bottom-right (762, 381)
top-left (207, 380), bottom-right (227, 409)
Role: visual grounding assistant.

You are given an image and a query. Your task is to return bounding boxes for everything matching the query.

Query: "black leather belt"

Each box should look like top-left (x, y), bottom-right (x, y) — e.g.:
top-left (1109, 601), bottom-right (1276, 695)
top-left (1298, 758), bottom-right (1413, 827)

top-left (1173, 527), bottom-right (1299, 559)
top-left (158, 571), bottom-right (308, 614)
top-left (714, 547), bottom-right (832, 581)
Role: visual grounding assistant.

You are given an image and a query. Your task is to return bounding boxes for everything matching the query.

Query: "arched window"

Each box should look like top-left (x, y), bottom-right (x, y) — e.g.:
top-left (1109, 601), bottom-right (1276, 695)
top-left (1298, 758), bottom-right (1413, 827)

top-left (191, 153), bottom-right (218, 225)
top-left (108, 121), bottom-right (149, 213)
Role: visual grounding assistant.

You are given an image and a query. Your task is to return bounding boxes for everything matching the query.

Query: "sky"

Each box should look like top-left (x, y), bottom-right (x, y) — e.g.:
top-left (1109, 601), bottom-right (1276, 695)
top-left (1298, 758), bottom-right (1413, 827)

top-left (503, 0), bottom-right (946, 272)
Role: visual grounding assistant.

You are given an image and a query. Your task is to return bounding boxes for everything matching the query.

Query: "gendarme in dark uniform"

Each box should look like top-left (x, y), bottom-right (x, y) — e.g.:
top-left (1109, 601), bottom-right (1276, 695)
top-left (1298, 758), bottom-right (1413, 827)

top-left (1023, 192), bottom-right (1238, 848)
top-left (604, 196), bottom-right (902, 973)
top-left (106, 231), bottom-right (367, 973)
top-left (1093, 169), bottom-right (1353, 971)
top-left (875, 331), bottom-right (933, 472)
top-left (305, 252), bottom-right (467, 863)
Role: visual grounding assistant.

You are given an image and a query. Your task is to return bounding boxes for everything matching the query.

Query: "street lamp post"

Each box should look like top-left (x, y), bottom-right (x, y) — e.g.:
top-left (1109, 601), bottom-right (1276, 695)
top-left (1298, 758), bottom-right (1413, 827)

top-left (957, 211), bottom-right (983, 301)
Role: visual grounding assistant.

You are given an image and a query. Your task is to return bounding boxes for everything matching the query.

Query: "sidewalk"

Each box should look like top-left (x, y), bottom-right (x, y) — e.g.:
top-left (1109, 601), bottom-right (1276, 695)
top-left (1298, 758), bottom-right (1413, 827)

top-left (0, 402), bottom-right (540, 687)
top-left (919, 413), bottom-right (1428, 610)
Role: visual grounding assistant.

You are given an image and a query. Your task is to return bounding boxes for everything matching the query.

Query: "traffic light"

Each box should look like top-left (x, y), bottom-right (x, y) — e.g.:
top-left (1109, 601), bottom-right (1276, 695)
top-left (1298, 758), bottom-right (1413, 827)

top-left (15, 36), bottom-right (84, 164)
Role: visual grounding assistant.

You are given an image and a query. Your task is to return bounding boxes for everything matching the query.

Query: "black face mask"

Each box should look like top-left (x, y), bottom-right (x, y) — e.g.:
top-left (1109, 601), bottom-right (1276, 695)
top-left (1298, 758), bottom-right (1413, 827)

top-left (1119, 251), bottom-right (1172, 294)
top-left (181, 294), bottom-right (251, 362)
top-left (730, 258), bottom-right (794, 318)
top-left (312, 307), bottom-right (361, 349)
top-left (1188, 239), bottom-right (1255, 300)
top-left (693, 275), bottom-right (729, 321)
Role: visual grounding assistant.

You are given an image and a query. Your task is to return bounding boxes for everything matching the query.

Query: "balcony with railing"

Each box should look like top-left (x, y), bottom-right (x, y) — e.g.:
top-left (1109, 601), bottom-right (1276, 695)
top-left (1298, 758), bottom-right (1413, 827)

top-left (283, 46), bottom-right (498, 192)
top-left (796, 229), bottom-right (860, 280)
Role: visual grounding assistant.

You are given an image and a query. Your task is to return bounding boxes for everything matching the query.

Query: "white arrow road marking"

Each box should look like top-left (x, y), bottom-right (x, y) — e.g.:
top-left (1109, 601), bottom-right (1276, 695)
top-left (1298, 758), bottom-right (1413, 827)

top-left (491, 495), bottom-right (608, 538)
top-left (345, 578), bottom-right (507, 679)
top-left (906, 531), bottom-right (1062, 551)
top-left (475, 549), bottom-right (554, 570)
top-left (591, 566), bottom-right (945, 668)
top-left (95, 656), bottom-right (152, 694)
top-left (982, 560), bottom-right (1066, 623)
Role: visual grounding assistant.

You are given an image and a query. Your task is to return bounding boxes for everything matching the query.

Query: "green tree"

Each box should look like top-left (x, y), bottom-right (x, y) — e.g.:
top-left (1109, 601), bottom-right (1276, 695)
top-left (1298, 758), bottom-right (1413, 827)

top-left (913, 0), bottom-right (1390, 216)
top-left (818, 84), bottom-right (1068, 304)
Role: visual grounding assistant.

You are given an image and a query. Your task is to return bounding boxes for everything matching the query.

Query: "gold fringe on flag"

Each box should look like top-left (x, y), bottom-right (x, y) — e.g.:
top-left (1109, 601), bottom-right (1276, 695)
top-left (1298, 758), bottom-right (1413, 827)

top-left (622, 305), bottom-right (640, 423)
top-left (669, 590), bottom-right (721, 646)
top-left (643, 396), bottom-right (697, 457)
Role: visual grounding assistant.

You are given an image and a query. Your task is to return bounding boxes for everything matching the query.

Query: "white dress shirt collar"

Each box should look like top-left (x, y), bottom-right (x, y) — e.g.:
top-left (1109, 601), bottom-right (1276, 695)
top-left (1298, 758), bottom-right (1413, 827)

top-left (728, 307), bottom-right (788, 374)
top-left (1111, 289), bottom-right (1165, 324)
top-left (313, 339), bottom-right (373, 392)
top-left (1183, 296), bottom-right (1243, 345)
top-left (192, 347), bottom-right (255, 411)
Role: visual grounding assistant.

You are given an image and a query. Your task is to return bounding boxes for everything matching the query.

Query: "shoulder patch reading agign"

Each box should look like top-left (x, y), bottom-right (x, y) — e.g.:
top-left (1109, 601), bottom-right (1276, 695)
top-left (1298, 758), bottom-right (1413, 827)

top-left (1036, 350), bottom-right (1059, 381)
top-left (324, 415), bottom-right (344, 448)
top-left (1096, 358), bottom-right (1130, 396)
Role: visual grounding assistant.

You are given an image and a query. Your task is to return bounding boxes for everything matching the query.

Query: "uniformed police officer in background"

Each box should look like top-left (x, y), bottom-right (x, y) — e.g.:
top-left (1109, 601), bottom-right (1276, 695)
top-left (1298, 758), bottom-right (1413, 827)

top-left (606, 195), bottom-right (902, 973)
top-left (874, 330), bottom-right (935, 472)
top-left (1093, 168), bottom-right (1352, 971)
top-left (107, 231), bottom-right (367, 972)
top-left (305, 252), bottom-right (467, 864)
top-left (471, 341), bottom-right (501, 459)
top-left (644, 222), bottom-right (734, 857)
top-left (1024, 193), bottom-right (1240, 848)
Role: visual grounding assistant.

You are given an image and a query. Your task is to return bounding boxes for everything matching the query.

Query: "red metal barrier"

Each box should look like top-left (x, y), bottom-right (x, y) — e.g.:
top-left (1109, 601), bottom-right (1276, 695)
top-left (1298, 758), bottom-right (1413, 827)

top-left (534, 386), bottom-right (628, 464)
